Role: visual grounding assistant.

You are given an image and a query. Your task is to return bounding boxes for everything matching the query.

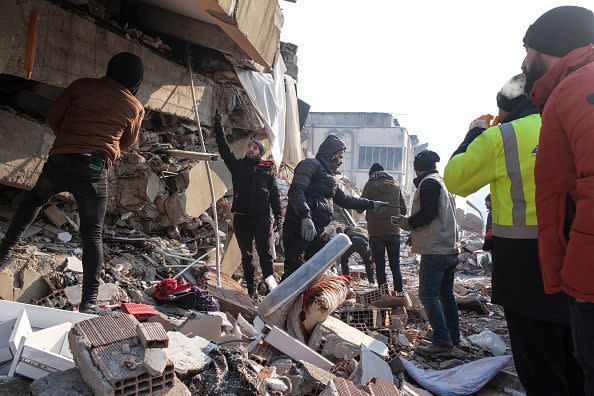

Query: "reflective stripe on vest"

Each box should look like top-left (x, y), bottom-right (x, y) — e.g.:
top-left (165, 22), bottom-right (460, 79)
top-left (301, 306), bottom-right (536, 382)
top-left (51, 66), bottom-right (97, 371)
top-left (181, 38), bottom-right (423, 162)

top-left (494, 123), bottom-right (538, 239)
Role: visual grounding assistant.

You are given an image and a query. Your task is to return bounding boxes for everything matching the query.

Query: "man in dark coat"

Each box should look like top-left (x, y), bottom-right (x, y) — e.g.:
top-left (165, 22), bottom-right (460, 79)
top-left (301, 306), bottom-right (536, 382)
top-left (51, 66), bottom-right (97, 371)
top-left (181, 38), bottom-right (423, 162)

top-left (282, 134), bottom-right (388, 280)
top-left (214, 112), bottom-right (282, 298)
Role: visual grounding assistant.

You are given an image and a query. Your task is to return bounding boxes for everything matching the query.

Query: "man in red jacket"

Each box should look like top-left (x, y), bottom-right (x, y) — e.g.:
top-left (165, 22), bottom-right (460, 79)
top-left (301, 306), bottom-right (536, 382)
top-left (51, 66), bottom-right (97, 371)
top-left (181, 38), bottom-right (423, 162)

top-left (523, 6), bottom-right (594, 395)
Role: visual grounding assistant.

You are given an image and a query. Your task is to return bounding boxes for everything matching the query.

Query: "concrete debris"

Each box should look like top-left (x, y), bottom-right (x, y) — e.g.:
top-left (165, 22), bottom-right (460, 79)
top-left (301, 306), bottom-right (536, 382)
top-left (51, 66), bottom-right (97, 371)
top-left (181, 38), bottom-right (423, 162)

top-left (143, 348), bottom-right (169, 376)
top-left (163, 331), bottom-right (212, 377)
top-left (178, 315), bottom-right (223, 342)
top-left (64, 283), bottom-right (128, 307)
top-left (349, 346), bottom-right (394, 385)
top-left (30, 368), bottom-right (93, 396)
top-left (137, 322), bottom-right (169, 348)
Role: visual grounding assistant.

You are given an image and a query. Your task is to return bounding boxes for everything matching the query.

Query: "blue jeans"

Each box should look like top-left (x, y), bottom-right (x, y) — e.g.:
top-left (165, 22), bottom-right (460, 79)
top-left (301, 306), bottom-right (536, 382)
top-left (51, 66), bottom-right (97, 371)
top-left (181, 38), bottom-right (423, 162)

top-left (419, 254), bottom-right (460, 347)
top-left (370, 235), bottom-right (402, 292)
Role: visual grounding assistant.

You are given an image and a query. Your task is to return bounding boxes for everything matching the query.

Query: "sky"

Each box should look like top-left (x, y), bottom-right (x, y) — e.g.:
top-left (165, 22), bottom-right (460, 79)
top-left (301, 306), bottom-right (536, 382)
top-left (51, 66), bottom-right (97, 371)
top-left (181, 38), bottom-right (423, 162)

top-left (279, 0), bottom-right (592, 217)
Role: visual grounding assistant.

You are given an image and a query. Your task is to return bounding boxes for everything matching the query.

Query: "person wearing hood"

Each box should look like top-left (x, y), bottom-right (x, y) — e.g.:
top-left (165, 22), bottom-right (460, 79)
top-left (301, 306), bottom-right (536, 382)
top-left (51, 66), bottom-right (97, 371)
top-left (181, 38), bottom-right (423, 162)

top-left (395, 150), bottom-right (459, 356)
top-left (213, 111), bottom-right (282, 299)
top-left (523, 6), bottom-right (594, 394)
top-left (0, 52), bottom-right (145, 314)
top-left (361, 163), bottom-right (407, 293)
top-left (444, 72), bottom-right (584, 395)
top-left (283, 135), bottom-right (389, 280)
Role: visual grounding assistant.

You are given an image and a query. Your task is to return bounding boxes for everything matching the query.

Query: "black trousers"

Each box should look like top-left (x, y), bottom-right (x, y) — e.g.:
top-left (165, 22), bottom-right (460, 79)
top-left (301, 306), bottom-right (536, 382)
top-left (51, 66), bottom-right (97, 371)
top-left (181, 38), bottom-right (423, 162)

top-left (505, 309), bottom-right (584, 396)
top-left (3, 154), bottom-right (107, 305)
top-left (281, 219), bottom-right (326, 281)
top-left (569, 298), bottom-right (594, 396)
top-left (340, 236), bottom-right (375, 284)
top-left (233, 215), bottom-right (273, 286)
top-left (370, 235), bottom-right (402, 292)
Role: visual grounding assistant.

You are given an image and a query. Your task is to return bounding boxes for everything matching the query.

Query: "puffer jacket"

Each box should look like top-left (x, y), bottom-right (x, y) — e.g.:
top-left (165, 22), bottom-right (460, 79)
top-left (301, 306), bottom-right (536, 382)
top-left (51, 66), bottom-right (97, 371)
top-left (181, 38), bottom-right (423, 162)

top-left (361, 171), bottom-right (407, 236)
top-left (533, 44), bottom-right (594, 303)
top-left (287, 135), bottom-right (374, 229)
top-left (214, 120), bottom-right (281, 223)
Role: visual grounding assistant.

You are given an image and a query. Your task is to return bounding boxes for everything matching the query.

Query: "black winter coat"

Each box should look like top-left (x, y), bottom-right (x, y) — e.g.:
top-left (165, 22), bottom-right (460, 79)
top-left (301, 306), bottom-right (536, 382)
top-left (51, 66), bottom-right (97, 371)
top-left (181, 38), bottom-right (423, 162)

top-left (214, 122), bottom-right (281, 223)
top-left (287, 135), bottom-right (373, 229)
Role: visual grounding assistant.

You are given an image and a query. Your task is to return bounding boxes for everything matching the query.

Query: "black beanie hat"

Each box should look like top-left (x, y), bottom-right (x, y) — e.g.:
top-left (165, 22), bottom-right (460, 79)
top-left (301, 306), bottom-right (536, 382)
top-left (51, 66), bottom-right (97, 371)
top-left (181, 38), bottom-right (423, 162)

top-left (369, 163), bottom-right (384, 175)
top-left (414, 150), bottom-right (440, 172)
top-left (250, 139), bottom-right (265, 157)
top-left (106, 52), bottom-right (144, 94)
top-left (523, 6), bottom-right (594, 57)
top-left (496, 74), bottom-right (527, 113)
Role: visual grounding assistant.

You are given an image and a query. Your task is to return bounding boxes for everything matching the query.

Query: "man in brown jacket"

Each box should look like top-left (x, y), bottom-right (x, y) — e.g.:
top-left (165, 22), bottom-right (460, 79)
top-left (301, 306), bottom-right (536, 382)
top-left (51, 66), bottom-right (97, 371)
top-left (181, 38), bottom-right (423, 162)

top-left (0, 52), bottom-right (145, 313)
top-left (361, 163), bottom-right (407, 293)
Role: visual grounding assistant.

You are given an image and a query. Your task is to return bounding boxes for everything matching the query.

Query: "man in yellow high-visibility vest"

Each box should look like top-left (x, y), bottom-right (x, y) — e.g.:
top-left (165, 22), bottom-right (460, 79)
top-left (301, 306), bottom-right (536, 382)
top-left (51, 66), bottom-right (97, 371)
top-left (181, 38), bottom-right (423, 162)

top-left (444, 74), bottom-right (583, 395)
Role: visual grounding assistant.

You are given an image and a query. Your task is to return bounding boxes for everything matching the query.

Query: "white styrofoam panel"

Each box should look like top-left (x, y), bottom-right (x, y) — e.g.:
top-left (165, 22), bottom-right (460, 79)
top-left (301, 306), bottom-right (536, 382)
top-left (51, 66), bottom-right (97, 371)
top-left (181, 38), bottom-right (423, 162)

top-left (0, 300), bottom-right (94, 329)
top-left (9, 310), bottom-right (31, 355)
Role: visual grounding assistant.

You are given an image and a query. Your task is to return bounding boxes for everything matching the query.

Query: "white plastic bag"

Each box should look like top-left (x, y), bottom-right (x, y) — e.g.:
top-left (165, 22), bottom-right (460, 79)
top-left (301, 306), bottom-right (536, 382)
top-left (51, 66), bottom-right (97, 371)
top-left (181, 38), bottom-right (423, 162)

top-left (402, 355), bottom-right (513, 396)
top-left (468, 330), bottom-right (507, 356)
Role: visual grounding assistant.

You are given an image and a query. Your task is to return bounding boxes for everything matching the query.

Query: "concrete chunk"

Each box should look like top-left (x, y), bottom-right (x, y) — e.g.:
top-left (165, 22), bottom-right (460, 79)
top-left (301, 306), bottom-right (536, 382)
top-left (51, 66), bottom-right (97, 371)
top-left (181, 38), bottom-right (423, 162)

top-left (163, 331), bottom-right (212, 376)
top-left (143, 348), bottom-right (169, 376)
top-left (350, 346), bottom-right (393, 386)
top-left (30, 368), bottom-right (93, 396)
top-left (308, 316), bottom-right (388, 361)
top-left (178, 315), bottom-right (223, 342)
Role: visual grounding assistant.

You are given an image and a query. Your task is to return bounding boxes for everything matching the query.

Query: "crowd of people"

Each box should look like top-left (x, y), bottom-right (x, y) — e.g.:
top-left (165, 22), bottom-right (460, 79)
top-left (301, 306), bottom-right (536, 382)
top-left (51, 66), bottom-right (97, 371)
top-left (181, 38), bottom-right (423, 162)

top-left (0, 4), bottom-right (591, 396)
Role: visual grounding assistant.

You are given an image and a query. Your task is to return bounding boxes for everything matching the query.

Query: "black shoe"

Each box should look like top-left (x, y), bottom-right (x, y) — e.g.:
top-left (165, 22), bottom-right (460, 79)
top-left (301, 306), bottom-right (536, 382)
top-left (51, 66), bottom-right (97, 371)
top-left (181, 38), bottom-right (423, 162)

top-left (79, 303), bottom-right (111, 315)
top-left (0, 241), bottom-right (15, 267)
top-left (247, 284), bottom-right (257, 300)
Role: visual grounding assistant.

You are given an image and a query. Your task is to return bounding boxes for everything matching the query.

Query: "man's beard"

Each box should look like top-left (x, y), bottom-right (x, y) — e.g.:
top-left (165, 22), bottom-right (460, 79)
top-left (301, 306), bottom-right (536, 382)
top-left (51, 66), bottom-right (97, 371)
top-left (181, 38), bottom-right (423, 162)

top-left (244, 155), bottom-right (260, 165)
top-left (523, 53), bottom-right (548, 95)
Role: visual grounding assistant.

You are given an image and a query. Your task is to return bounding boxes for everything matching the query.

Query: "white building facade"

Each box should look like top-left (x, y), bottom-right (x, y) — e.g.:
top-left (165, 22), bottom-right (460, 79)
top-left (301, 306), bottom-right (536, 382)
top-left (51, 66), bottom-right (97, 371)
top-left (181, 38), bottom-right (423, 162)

top-left (303, 112), bottom-right (416, 202)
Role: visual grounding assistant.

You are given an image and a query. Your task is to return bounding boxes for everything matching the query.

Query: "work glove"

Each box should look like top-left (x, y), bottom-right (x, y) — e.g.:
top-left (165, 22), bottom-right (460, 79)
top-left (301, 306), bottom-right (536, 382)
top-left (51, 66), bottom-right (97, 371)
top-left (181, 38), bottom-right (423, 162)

top-left (468, 114), bottom-right (495, 130)
top-left (301, 218), bottom-right (316, 242)
top-left (372, 201), bottom-right (390, 214)
top-left (392, 215), bottom-right (412, 231)
top-left (214, 110), bottom-right (222, 126)
top-left (274, 219), bottom-right (282, 233)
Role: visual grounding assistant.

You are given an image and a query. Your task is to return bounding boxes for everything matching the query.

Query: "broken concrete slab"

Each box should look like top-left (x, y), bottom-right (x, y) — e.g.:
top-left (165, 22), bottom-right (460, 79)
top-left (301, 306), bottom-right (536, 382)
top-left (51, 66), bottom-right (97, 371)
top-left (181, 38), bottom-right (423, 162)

top-left (0, 109), bottom-right (54, 190)
top-left (148, 312), bottom-right (180, 332)
top-left (64, 283), bottom-right (127, 306)
top-left (0, 318), bottom-right (16, 364)
top-left (30, 368), bottom-right (93, 396)
top-left (143, 348), bottom-right (169, 376)
top-left (320, 377), bottom-right (369, 396)
top-left (258, 233), bottom-right (351, 326)
top-left (163, 331), bottom-right (212, 376)
top-left (178, 315), bottom-right (223, 342)
top-left (308, 315), bottom-right (388, 361)
top-left (262, 325), bottom-right (333, 371)
top-left (349, 346), bottom-right (393, 385)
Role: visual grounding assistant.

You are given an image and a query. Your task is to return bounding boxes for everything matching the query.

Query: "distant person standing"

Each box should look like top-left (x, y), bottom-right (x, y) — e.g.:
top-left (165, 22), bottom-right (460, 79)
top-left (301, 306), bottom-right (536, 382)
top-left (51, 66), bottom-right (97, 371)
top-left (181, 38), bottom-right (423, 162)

top-left (483, 194), bottom-right (493, 251)
top-left (395, 150), bottom-right (459, 355)
top-left (0, 52), bottom-right (145, 314)
top-left (361, 163), bottom-right (407, 293)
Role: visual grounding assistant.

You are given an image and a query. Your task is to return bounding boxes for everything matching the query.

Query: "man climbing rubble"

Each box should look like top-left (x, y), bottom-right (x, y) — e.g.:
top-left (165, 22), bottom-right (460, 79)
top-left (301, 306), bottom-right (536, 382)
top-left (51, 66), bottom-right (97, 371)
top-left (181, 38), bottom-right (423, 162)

top-left (361, 162), bottom-right (407, 294)
top-left (444, 73), bottom-right (584, 395)
top-left (282, 134), bottom-right (389, 280)
top-left (0, 52), bottom-right (145, 314)
top-left (213, 111), bottom-right (282, 299)
top-left (394, 150), bottom-right (460, 356)
top-left (336, 225), bottom-right (375, 284)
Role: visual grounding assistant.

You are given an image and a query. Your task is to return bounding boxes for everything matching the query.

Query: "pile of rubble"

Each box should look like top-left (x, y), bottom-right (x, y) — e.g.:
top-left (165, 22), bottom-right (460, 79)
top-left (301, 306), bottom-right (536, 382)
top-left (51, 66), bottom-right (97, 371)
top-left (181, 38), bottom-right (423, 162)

top-left (0, 228), bottom-right (523, 396)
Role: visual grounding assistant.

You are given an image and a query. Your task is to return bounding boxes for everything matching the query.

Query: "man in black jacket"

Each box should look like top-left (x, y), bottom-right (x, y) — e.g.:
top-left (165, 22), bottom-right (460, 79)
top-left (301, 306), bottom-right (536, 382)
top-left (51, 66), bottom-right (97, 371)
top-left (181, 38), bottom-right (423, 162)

top-left (214, 112), bottom-right (282, 298)
top-left (282, 135), bottom-right (388, 280)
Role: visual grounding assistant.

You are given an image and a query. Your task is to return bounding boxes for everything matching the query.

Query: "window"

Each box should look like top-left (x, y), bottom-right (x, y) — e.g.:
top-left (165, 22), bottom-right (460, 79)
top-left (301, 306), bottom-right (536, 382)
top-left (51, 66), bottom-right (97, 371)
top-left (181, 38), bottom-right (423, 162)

top-left (357, 146), bottom-right (403, 171)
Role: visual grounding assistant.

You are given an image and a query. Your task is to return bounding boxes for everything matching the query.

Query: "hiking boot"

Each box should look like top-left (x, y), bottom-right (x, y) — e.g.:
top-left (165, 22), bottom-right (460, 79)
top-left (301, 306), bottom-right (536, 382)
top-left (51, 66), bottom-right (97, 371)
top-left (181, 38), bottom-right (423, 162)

top-left (415, 342), bottom-right (453, 356)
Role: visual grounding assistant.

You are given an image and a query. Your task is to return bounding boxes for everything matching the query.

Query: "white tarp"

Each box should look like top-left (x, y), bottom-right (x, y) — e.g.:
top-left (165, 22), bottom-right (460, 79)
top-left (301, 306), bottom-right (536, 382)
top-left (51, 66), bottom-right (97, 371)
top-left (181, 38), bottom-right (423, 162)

top-left (283, 75), bottom-right (303, 166)
top-left (235, 52), bottom-right (287, 166)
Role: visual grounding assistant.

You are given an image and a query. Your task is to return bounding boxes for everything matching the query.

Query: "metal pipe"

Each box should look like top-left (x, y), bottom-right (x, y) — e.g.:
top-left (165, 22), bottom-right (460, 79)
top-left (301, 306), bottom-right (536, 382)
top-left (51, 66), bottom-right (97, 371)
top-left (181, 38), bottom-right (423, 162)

top-left (174, 249), bottom-right (214, 280)
top-left (186, 46), bottom-right (222, 288)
